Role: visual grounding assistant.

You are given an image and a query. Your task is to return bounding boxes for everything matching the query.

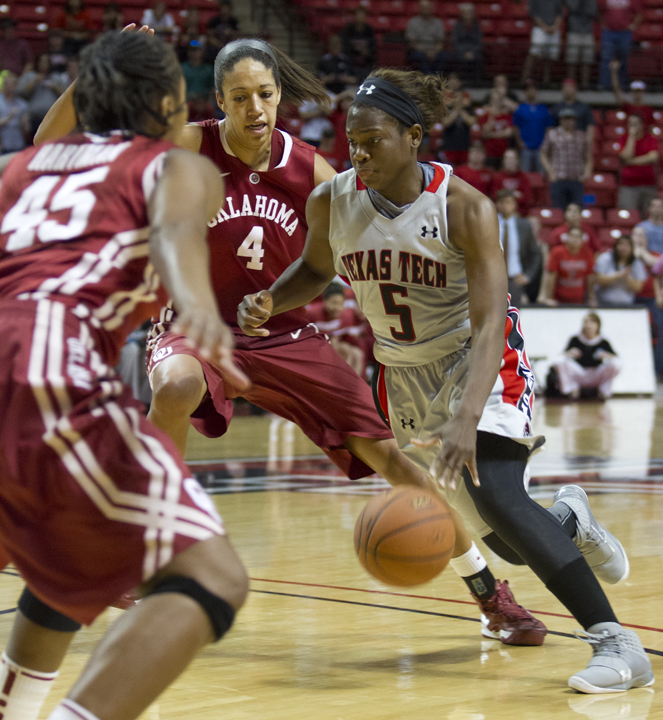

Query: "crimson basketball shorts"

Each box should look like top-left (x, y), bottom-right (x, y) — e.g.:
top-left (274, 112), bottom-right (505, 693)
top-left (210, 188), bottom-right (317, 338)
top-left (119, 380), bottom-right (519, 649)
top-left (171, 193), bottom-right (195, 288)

top-left (0, 299), bottom-right (225, 625)
top-left (147, 328), bottom-right (393, 479)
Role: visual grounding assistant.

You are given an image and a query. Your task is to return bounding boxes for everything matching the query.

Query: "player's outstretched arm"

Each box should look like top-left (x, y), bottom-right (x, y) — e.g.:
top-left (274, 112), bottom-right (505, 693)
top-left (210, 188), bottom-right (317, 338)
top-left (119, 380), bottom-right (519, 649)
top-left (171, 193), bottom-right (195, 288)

top-left (238, 181), bottom-right (338, 336)
top-left (149, 148), bottom-right (249, 389)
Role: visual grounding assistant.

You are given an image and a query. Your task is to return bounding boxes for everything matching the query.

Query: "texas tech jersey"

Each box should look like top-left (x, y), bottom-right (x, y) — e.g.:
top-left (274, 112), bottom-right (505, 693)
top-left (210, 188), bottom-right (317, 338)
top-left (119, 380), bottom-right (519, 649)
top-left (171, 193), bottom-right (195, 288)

top-left (0, 132), bottom-right (174, 364)
top-left (329, 163), bottom-right (471, 367)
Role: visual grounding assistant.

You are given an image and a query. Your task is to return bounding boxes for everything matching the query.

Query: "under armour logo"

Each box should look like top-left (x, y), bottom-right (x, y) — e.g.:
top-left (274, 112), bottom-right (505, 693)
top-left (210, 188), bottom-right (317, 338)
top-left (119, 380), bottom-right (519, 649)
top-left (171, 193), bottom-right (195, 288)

top-left (400, 418), bottom-right (415, 429)
top-left (421, 226), bottom-right (438, 238)
top-left (358, 83), bottom-right (376, 95)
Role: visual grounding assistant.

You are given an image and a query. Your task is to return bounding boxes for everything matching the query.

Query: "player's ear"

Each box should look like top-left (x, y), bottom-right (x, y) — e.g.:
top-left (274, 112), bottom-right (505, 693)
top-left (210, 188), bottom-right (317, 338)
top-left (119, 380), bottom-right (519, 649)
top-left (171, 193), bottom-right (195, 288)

top-left (410, 124), bottom-right (423, 149)
top-left (216, 91), bottom-right (225, 113)
top-left (275, 85), bottom-right (282, 106)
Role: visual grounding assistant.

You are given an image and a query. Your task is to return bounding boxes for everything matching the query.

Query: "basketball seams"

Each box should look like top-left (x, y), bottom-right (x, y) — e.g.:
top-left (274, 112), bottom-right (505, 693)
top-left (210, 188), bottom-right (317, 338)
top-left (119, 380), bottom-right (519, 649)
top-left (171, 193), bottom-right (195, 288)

top-left (373, 512), bottom-right (453, 548)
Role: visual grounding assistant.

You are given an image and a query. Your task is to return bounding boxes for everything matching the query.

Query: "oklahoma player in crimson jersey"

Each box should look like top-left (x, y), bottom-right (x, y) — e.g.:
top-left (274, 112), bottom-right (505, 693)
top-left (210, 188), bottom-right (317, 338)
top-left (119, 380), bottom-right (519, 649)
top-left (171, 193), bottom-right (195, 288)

top-left (0, 32), bottom-right (251, 720)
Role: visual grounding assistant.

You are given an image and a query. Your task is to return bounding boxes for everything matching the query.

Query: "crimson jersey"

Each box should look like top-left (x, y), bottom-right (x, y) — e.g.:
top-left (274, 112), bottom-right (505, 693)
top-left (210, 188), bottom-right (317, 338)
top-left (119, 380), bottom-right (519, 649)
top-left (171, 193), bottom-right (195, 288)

top-left (0, 133), bottom-right (174, 365)
top-left (200, 119), bottom-right (316, 341)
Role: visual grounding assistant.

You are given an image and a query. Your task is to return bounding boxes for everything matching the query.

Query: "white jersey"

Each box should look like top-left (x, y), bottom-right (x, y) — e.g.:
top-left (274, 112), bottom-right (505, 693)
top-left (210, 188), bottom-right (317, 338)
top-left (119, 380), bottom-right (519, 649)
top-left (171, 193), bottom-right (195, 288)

top-left (329, 163), bottom-right (470, 367)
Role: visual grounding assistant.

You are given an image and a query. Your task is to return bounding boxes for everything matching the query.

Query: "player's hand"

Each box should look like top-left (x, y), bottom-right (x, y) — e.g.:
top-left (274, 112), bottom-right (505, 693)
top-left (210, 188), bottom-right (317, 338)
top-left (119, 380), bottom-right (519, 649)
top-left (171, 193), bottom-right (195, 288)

top-left (121, 22), bottom-right (155, 35)
top-left (237, 290), bottom-right (274, 337)
top-left (173, 308), bottom-right (250, 391)
top-left (411, 414), bottom-right (479, 492)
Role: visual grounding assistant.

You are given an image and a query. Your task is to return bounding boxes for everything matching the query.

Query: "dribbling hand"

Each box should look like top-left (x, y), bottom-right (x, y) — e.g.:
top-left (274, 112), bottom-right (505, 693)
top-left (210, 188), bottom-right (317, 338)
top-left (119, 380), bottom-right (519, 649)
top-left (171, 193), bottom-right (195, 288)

top-left (173, 308), bottom-right (250, 391)
top-left (121, 23), bottom-right (155, 35)
top-left (237, 290), bottom-right (274, 337)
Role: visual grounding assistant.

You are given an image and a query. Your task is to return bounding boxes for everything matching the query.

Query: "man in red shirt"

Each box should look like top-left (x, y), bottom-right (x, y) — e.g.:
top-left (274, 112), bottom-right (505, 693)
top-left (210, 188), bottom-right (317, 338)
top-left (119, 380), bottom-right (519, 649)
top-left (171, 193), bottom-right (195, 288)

top-left (491, 148), bottom-right (532, 216)
top-left (477, 89), bottom-right (514, 169)
top-left (618, 113), bottom-right (659, 217)
top-left (547, 202), bottom-right (602, 253)
top-left (454, 143), bottom-right (493, 196)
top-left (598, 0), bottom-right (643, 91)
top-left (610, 60), bottom-right (654, 128)
top-left (538, 227), bottom-right (597, 305)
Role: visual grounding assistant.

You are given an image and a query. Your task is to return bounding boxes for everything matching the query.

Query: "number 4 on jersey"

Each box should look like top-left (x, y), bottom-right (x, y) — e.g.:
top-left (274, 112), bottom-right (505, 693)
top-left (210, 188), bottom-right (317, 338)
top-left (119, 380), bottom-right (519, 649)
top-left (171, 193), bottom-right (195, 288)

top-left (237, 226), bottom-right (264, 270)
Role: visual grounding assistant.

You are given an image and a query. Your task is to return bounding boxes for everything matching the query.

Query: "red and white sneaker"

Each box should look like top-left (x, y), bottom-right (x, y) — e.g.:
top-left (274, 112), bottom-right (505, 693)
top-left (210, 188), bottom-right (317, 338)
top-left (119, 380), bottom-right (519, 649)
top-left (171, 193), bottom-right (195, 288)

top-left (110, 590), bottom-right (140, 610)
top-left (472, 580), bottom-right (547, 646)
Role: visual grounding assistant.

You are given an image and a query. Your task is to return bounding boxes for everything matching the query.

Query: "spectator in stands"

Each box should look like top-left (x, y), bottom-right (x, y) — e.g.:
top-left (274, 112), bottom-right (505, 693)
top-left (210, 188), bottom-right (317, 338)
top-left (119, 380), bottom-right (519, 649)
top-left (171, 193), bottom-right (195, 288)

top-left (551, 78), bottom-right (595, 144)
top-left (648, 244), bottom-right (663, 378)
top-left (300, 99), bottom-right (333, 148)
top-left (610, 59), bottom-right (653, 128)
top-left (492, 149), bottom-right (532, 217)
top-left (316, 127), bottom-right (342, 172)
top-left (45, 31), bottom-right (68, 74)
top-left (341, 7), bottom-right (376, 81)
top-left (636, 196), bottom-right (663, 254)
top-left (482, 74), bottom-right (519, 112)
top-left (538, 226), bottom-right (597, 305)
top-left (58, 57), bottom-right (79, 90)
top-left (317, 35), bottom-right (357, 95)
top-left (17, 54), bottom-right (65, 137)
top-left (540, 108), bottom-right (592, 209)
top-left (405, 0), bottom-right (449, 75)
top-left (598, 0), bottom-right (642, 91)
top-left (594, 234), bottom-right (646, 305)
top-left (553, 313), bottom-right (620, 399)
top-left (439, 73), bottom-right (475, 166)
top-left (188, 93), bottom-right (215, 123)
top-left (565, 0), bottom-right (597, 91)
top-left (521, 0), bottom-right (563, 87)
top-left (631, 225), bottom-right (661, 369)
top-left (101, 3), bottom-right (124, 33)
top-left (176, 8), bottom-right (203, 62)
top-left (452, 3), bottom-right (483, 84)
top-left (478, 89), bottom-right (514, 170)
top-left (513, 80), bottom-right (553, 173)
top-left (0, 18), bottom-right (33, 77)
top-left (496, 189), bottom-right (541, 307)
top-left (53, 0), bottom-right (95, 56)
top-left (454, 143), bottom-right (493, 195)
top-left (548, 202), bottom-right (602, 253)
top-left (617, 114), bottom-right (659, 216)
top-left (141, 1), bottom-right (177, 40)
top-left (181, 41), bottom-right (214, 102)
top-left (207, 0), bottom-right (240, 51)
top-left (0, 74), bottom-right (29, 154)
top-left (328, 88), bottom-right (354, 171)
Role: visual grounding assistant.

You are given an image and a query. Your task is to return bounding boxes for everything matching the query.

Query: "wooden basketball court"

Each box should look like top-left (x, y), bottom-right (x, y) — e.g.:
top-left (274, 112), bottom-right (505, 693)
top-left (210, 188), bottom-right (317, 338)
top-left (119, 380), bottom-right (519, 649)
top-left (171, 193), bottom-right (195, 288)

top-left (2, 397), bottom-right (662, 719)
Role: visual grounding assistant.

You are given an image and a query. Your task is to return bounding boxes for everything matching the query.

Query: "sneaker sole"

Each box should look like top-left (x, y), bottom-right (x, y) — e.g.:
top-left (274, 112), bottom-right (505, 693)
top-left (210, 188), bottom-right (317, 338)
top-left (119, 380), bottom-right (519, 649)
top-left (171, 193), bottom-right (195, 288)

top-left (568, 674), bottom-right (655, 694)
top-left (481, 625), bottom-right (547, 646)
top-left (597, 527), bottom-right (630, 584)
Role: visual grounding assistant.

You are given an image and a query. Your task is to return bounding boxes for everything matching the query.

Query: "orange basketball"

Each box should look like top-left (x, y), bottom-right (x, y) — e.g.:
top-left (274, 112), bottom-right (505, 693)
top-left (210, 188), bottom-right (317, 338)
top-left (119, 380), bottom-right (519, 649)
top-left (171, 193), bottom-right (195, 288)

top-left (354, 486), bottom-right (456, 587)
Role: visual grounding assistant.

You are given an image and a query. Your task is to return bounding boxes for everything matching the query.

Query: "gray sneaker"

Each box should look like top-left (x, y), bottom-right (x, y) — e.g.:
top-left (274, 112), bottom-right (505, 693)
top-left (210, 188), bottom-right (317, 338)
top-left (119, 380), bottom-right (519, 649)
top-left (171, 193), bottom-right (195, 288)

top-left (568, 622), bottom-right (654, 694)
top-left (553, 485), bottom-right (629, 584)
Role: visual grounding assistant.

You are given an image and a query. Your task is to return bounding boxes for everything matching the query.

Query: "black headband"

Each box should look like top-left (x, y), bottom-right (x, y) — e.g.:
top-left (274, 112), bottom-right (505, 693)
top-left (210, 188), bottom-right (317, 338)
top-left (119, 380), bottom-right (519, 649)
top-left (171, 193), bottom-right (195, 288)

top-left (351, 78), bottom-right (426, 131)
top-left (214, 38), bottom-right (278, 70)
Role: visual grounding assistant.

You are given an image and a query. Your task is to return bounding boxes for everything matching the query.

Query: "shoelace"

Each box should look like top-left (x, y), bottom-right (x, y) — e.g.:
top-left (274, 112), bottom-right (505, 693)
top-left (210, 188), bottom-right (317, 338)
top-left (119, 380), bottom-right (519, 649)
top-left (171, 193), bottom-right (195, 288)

top-left (492, 582), bottom-right (537, 621)
top-left (574, 629), bottom-right (623, 657)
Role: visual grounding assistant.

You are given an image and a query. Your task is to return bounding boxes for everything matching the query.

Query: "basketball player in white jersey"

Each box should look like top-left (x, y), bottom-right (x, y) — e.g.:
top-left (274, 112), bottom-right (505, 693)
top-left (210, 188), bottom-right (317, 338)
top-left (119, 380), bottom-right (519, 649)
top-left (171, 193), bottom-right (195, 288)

top-left (238, 69), bottom-right (653, 694)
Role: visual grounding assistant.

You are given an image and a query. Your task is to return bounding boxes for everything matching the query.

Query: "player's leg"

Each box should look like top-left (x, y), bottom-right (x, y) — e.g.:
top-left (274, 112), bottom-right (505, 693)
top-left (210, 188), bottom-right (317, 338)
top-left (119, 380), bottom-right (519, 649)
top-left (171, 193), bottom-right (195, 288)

top-left (463, 432), bottom-right (652, 692)
top-left (53, 534), bottom-right (247, 720)
top-left (148, 353), bottom-right (207, 456)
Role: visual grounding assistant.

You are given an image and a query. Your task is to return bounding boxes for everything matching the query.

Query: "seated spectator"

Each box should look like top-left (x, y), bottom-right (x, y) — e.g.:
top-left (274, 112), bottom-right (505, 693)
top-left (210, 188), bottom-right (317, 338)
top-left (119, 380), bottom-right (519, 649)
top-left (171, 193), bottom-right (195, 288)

top-left (636, 196), bottom-right (663, 254)
top-left (454, 143), bottom-right (493, 195)
top-left (521, 0), bottom-right (563, 87)
top-left (594, 234), bottom-right (646, 306)
top-left (452, 3), bottom-right (483, 84)
top-left (496, 189), bottom-right (541, 307)
top-left (547, 202), bottom-right (602, 253)
top-left (0, 73), bottom-right (29, 154)
top-left (439, 73), bottom-right (474, 166)
top-left (207, 0), bottom-right (240, 48)
top-left (598, 0), bottom-right (642, 91)
top-left (181, 41), bottom-right (214, 101)
top-left (565, 0), bottom-right (597, 91)
top-left (300, 99), bottom-right (333, 148)
top-left (492, 149), bottom-right (532, 217)
top-left (328, 88), bottom-right (354, 171)
top-left (57, 57), bottom-right (79, 91)
top-left (610, 59), bottom-right (653, 128)
top-left (513, 80), bottom-right (553, 173)
top-left (631, 224), bottom-right (662, 375)
top-left (0, 18), bottom-right (32, 77)
top-left (618, 114), bottom-right (659, 217)
top-left (481, 74), bottom-right (518, 112)
top-left (307, 284), bottom-right (366, 377)
top-left (478, 89), bottom-right (514, 170)
top-left (141, 1), bottom-right (177, 40)
top-left (538, 227), bottom-right (597, 305)
top-left (316, 127), bottom-right (342, 171)
top-left (101, 3), bottom-right (124, 33)
top-left (553, 313), bottom-right (620, 399)
top-left (540, 108), bottom-right (592, 209)
top-left (46, 30), bottom-right (68, 74)
top-left (317, 36), bottom-right (357, 95)
top-left (17, 54), bottom-right (65, 137)
top-left (551, 78), bottom-right (595, 145)
top-left (176, 8), bottom-right (203, 61)
top-left (188, 93), bottom-right (215, 123)
top-left (405, 0), bottom-right (450, 75)
top-left (341, 7), bottom-right (376, 81)
top-left (53, 0), bottom-right (95, 56)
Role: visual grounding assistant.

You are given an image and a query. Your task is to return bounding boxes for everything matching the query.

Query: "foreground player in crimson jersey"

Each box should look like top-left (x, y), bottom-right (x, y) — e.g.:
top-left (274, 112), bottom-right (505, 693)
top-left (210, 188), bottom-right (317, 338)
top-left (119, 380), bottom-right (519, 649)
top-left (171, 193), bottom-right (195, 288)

top-left (0, 32), bottom-right (250, 720)
top-left (238, 68), bottom-right (651, 694)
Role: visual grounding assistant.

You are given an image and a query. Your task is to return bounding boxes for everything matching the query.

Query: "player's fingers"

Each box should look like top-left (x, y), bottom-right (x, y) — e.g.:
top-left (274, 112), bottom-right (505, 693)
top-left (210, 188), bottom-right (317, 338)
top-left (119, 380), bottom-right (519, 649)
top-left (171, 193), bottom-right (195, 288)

top-left (242, 311), bottom-right (269, 327)
top-left (466, 457), bottom-right (480, 487)
top-left (215, 348), bottom-right (251, 391)
top-left (256, 289), bottom-right (273, 308)
top-left (121, 23), bottom-right (137, 32)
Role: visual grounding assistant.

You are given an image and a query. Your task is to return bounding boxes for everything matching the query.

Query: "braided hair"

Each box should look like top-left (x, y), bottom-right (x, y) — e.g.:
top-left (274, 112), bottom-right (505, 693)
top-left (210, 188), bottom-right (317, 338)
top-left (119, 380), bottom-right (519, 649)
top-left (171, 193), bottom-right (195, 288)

top-left (73, 32), bottom-right (183, 137)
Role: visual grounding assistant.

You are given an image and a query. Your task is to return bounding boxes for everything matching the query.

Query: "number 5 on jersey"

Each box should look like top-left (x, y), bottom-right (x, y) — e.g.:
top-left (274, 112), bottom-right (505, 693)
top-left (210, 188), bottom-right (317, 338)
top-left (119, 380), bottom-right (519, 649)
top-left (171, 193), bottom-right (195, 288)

top-left (237, 226), bottom-right (264, 270)
top-left (380, 284), bottom-right (416, 341)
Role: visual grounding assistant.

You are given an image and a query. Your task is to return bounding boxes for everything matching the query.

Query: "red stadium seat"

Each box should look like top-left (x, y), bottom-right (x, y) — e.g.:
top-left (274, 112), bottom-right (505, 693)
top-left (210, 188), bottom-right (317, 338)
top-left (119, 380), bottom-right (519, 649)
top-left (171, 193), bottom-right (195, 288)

top-left (603, 125), bottom-right (627, 141)
top-left (598, 227), bottom-right (623, 249)
top-left (653, 110), bottom-right (663, 125)
top-left (585, 173), bottom-right (617, 208)
top-left (525, 172), bottom-right (549, 206)
top-left (475, 3), bottom-right (504, 18)
top-left (606, 208), bottom-right (641, 227)
top-left (480, 18), bottom-right (497, 35)
top-left (601, 140), bottom-right (623, 157)
top-left (592, 110), bottom-right (604, 126)
top-left (496, 19), bottom-right (531, 35)
top-left (644, 7), bottom-right (663, 21)
top-left (605, 110), bottom-right (628, 125)
top-left (502, 2), bottom-right (528, 17)
top-left (635, 24), bottom-right (663, 41)
top-left (581, 208), bottom-right (604, 226)
top-left (530, 207), bottom-right (564, 227)
top-left (595, 155), bottom-right (620, 173)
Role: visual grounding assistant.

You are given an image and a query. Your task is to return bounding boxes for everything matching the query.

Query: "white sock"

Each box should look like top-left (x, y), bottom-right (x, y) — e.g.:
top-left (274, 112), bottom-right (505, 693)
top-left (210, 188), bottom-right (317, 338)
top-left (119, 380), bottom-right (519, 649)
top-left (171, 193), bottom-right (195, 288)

top-left (48, 699), bottom-right (101, 720)
top-left (449, 542), bottom-right (487, 578)
top-left (0, 651), bottom-right (58, 720)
